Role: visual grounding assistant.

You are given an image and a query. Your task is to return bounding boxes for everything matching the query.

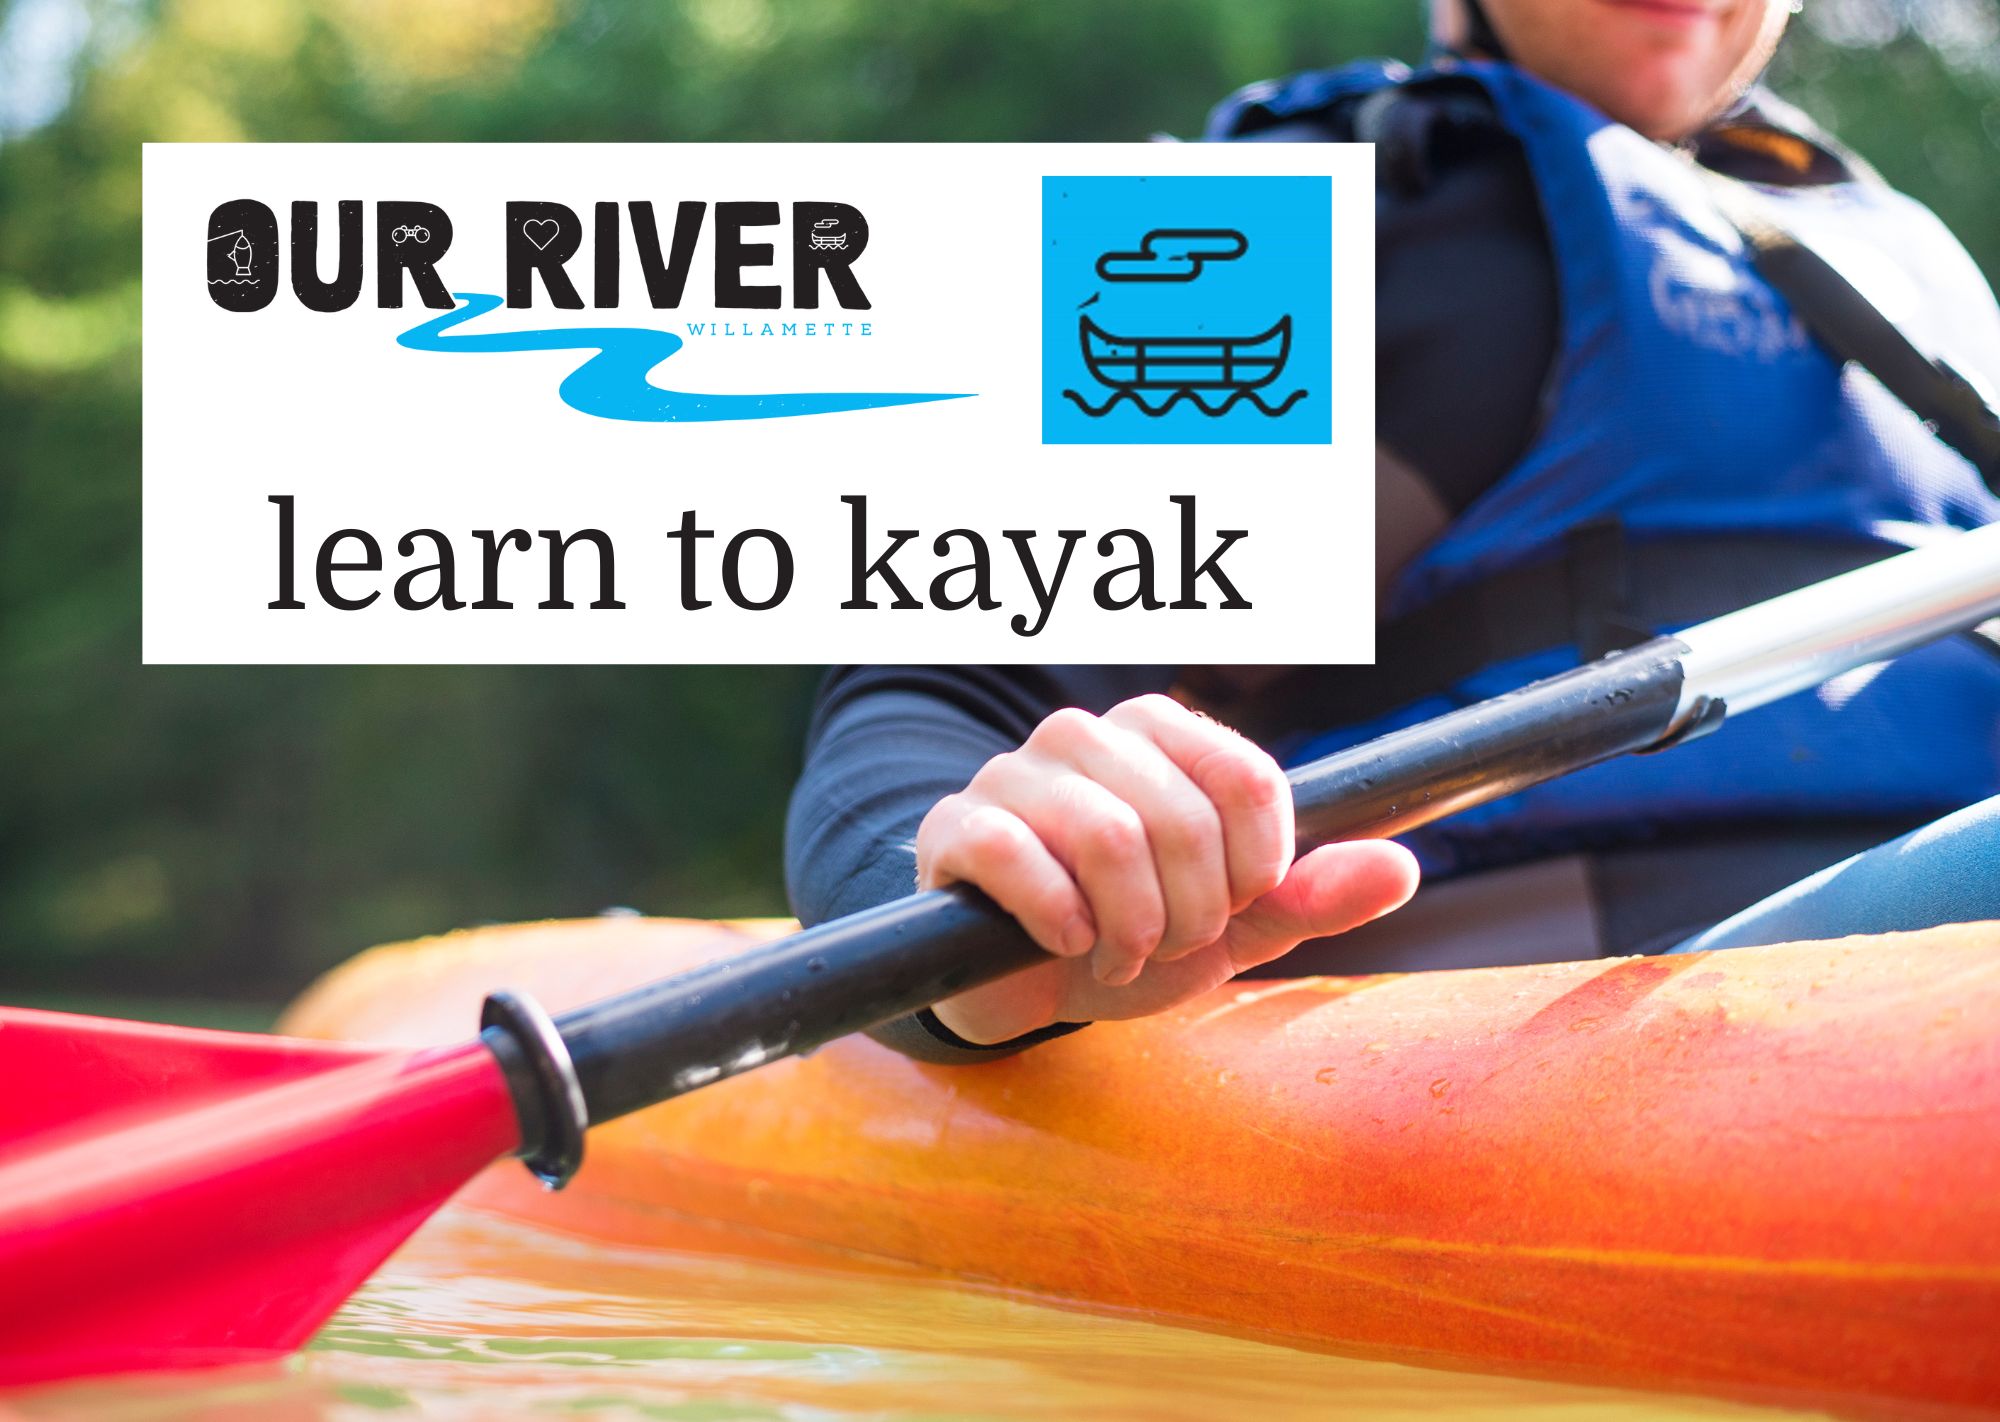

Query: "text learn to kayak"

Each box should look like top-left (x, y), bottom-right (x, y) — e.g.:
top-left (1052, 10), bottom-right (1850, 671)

top-left (266, 493), bottom-right (1252, 637)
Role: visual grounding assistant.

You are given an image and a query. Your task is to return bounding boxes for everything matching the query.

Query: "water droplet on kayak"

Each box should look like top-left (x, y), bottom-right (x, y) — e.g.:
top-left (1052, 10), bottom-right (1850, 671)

top-left (806, 956), bottom-right (826, 973)
top-left (1429, 1077), bottom-right (1450, 1099)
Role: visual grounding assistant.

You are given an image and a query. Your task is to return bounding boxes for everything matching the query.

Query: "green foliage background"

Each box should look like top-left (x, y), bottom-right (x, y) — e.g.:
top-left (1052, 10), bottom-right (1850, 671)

top-left (0, 0), bottom-right (1995, 1000)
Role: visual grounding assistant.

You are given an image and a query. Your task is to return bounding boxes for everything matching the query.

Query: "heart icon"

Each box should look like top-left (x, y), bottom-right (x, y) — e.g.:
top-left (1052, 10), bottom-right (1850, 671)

top-left (523, 218), bottom-right (561, 251)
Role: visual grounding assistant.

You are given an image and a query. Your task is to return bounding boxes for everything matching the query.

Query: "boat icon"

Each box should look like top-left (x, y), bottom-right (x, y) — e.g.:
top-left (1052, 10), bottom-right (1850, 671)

top-left (1066, 314), bottom-right (1307, 417)
top-left (809, 216), bottom-right (847, 252)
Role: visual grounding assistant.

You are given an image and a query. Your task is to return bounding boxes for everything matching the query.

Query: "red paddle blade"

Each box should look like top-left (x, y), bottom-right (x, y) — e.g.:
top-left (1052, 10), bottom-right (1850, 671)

top-left (0, 1007), bottom-right (521, 1384)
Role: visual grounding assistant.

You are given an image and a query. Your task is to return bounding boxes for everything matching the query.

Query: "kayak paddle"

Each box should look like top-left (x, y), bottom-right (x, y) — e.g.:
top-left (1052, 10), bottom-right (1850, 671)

top-left (5, 522), bottom-right (2000, 1384)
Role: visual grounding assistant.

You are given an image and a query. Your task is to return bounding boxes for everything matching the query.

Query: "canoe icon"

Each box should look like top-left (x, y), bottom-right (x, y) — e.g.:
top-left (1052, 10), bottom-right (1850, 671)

top-left (1065, 314), bottom-right (1307, 416)
top-left (1080, 314), bottom-right (1291, 391)
top-left (809, 216), bottom-right (847, 251)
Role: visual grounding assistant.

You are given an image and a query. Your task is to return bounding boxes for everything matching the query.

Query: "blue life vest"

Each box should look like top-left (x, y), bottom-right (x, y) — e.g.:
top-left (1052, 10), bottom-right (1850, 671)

top-left (1211, 59), bottom-right (2000, 877)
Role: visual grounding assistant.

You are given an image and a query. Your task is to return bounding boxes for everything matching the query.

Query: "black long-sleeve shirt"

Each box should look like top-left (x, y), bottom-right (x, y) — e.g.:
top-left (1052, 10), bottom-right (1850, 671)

top-left (788, 84), bottom-right (1561, 920)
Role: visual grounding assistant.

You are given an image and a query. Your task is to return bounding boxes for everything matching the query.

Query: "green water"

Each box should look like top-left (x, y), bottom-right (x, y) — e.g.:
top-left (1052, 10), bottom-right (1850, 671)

top-left (12, 1206), bottom-right (1827, 1422)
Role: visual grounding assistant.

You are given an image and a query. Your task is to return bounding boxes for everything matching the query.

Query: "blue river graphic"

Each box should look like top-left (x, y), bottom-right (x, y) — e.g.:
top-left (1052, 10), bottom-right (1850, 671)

top-left (396, 292), bottom-right (972, 423)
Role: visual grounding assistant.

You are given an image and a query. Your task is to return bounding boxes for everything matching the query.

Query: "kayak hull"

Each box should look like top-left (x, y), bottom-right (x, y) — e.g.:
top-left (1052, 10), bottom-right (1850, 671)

top-left (283, 917), bottom-right (2000, 1414)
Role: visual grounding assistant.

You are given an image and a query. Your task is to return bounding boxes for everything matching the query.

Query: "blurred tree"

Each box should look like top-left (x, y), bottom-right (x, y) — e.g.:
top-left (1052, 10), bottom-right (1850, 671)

top-left (1773, 0), bottom-right (2000, 278)
top-left (0, 0), bottom-right (1993, 999)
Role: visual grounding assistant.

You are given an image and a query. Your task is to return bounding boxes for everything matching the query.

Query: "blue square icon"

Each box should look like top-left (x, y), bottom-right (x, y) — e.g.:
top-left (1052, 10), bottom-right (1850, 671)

top-left (1042, 175), bottom-right (1332, 445)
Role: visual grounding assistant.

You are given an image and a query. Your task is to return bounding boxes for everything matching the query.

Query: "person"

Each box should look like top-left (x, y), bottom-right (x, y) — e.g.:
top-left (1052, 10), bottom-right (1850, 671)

top-left (786, 0), bottom-right (2000, 1062)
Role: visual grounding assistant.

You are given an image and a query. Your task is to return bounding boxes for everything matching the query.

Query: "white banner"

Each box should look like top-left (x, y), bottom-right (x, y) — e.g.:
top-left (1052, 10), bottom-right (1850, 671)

top-left (142, 142), bottom-right (1374, 664)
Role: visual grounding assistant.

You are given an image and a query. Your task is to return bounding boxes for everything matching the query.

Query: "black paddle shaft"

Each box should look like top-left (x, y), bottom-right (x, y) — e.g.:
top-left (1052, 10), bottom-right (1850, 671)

top-left (483, 638), bottom-right (1697, 1184)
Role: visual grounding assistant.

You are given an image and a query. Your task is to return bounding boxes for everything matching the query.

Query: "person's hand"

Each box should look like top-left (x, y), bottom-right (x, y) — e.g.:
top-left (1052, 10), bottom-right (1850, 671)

top-left (915, 694), bottom-right (1419, 1045)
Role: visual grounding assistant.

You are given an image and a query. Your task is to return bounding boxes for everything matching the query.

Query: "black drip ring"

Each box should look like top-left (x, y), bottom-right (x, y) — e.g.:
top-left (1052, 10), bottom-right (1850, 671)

top-left (480, 989), bottom-right (588, 1189)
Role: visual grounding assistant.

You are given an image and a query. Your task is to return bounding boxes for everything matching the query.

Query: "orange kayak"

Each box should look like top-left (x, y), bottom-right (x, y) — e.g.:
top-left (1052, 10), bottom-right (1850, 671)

top-left (282, 916), bottom-right (2000, 1414)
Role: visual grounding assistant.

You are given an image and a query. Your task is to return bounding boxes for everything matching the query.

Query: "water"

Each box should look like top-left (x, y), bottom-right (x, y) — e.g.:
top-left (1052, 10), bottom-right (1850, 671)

top-left (12, 1205), bottom-right (1827, 1421)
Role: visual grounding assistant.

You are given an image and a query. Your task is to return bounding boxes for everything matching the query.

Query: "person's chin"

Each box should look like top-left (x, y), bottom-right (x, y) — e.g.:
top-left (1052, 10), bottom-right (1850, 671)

top-left (1572, 56), bottom-right (1714, 138)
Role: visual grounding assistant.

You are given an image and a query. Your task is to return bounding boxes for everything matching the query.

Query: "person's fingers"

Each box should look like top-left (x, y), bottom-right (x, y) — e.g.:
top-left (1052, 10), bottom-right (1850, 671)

top-left (1040, 771), bottom-right (1172, 985)
top-left (916, 794), bottom-right (1096, 958)
top-left (1219, 840), bottom-right (1421, 972)
top-left (970, 745), bottom-right (1168, 985)
top-left (1027, 706), bottom-right (1228, 964)
top-left (1104, 694), bottom-right (1292, 913)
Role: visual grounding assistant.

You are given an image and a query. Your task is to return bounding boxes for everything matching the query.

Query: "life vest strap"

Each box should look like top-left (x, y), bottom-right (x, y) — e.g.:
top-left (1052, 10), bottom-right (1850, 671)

top-left (1705, 171), bottom-right (2000, 492)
